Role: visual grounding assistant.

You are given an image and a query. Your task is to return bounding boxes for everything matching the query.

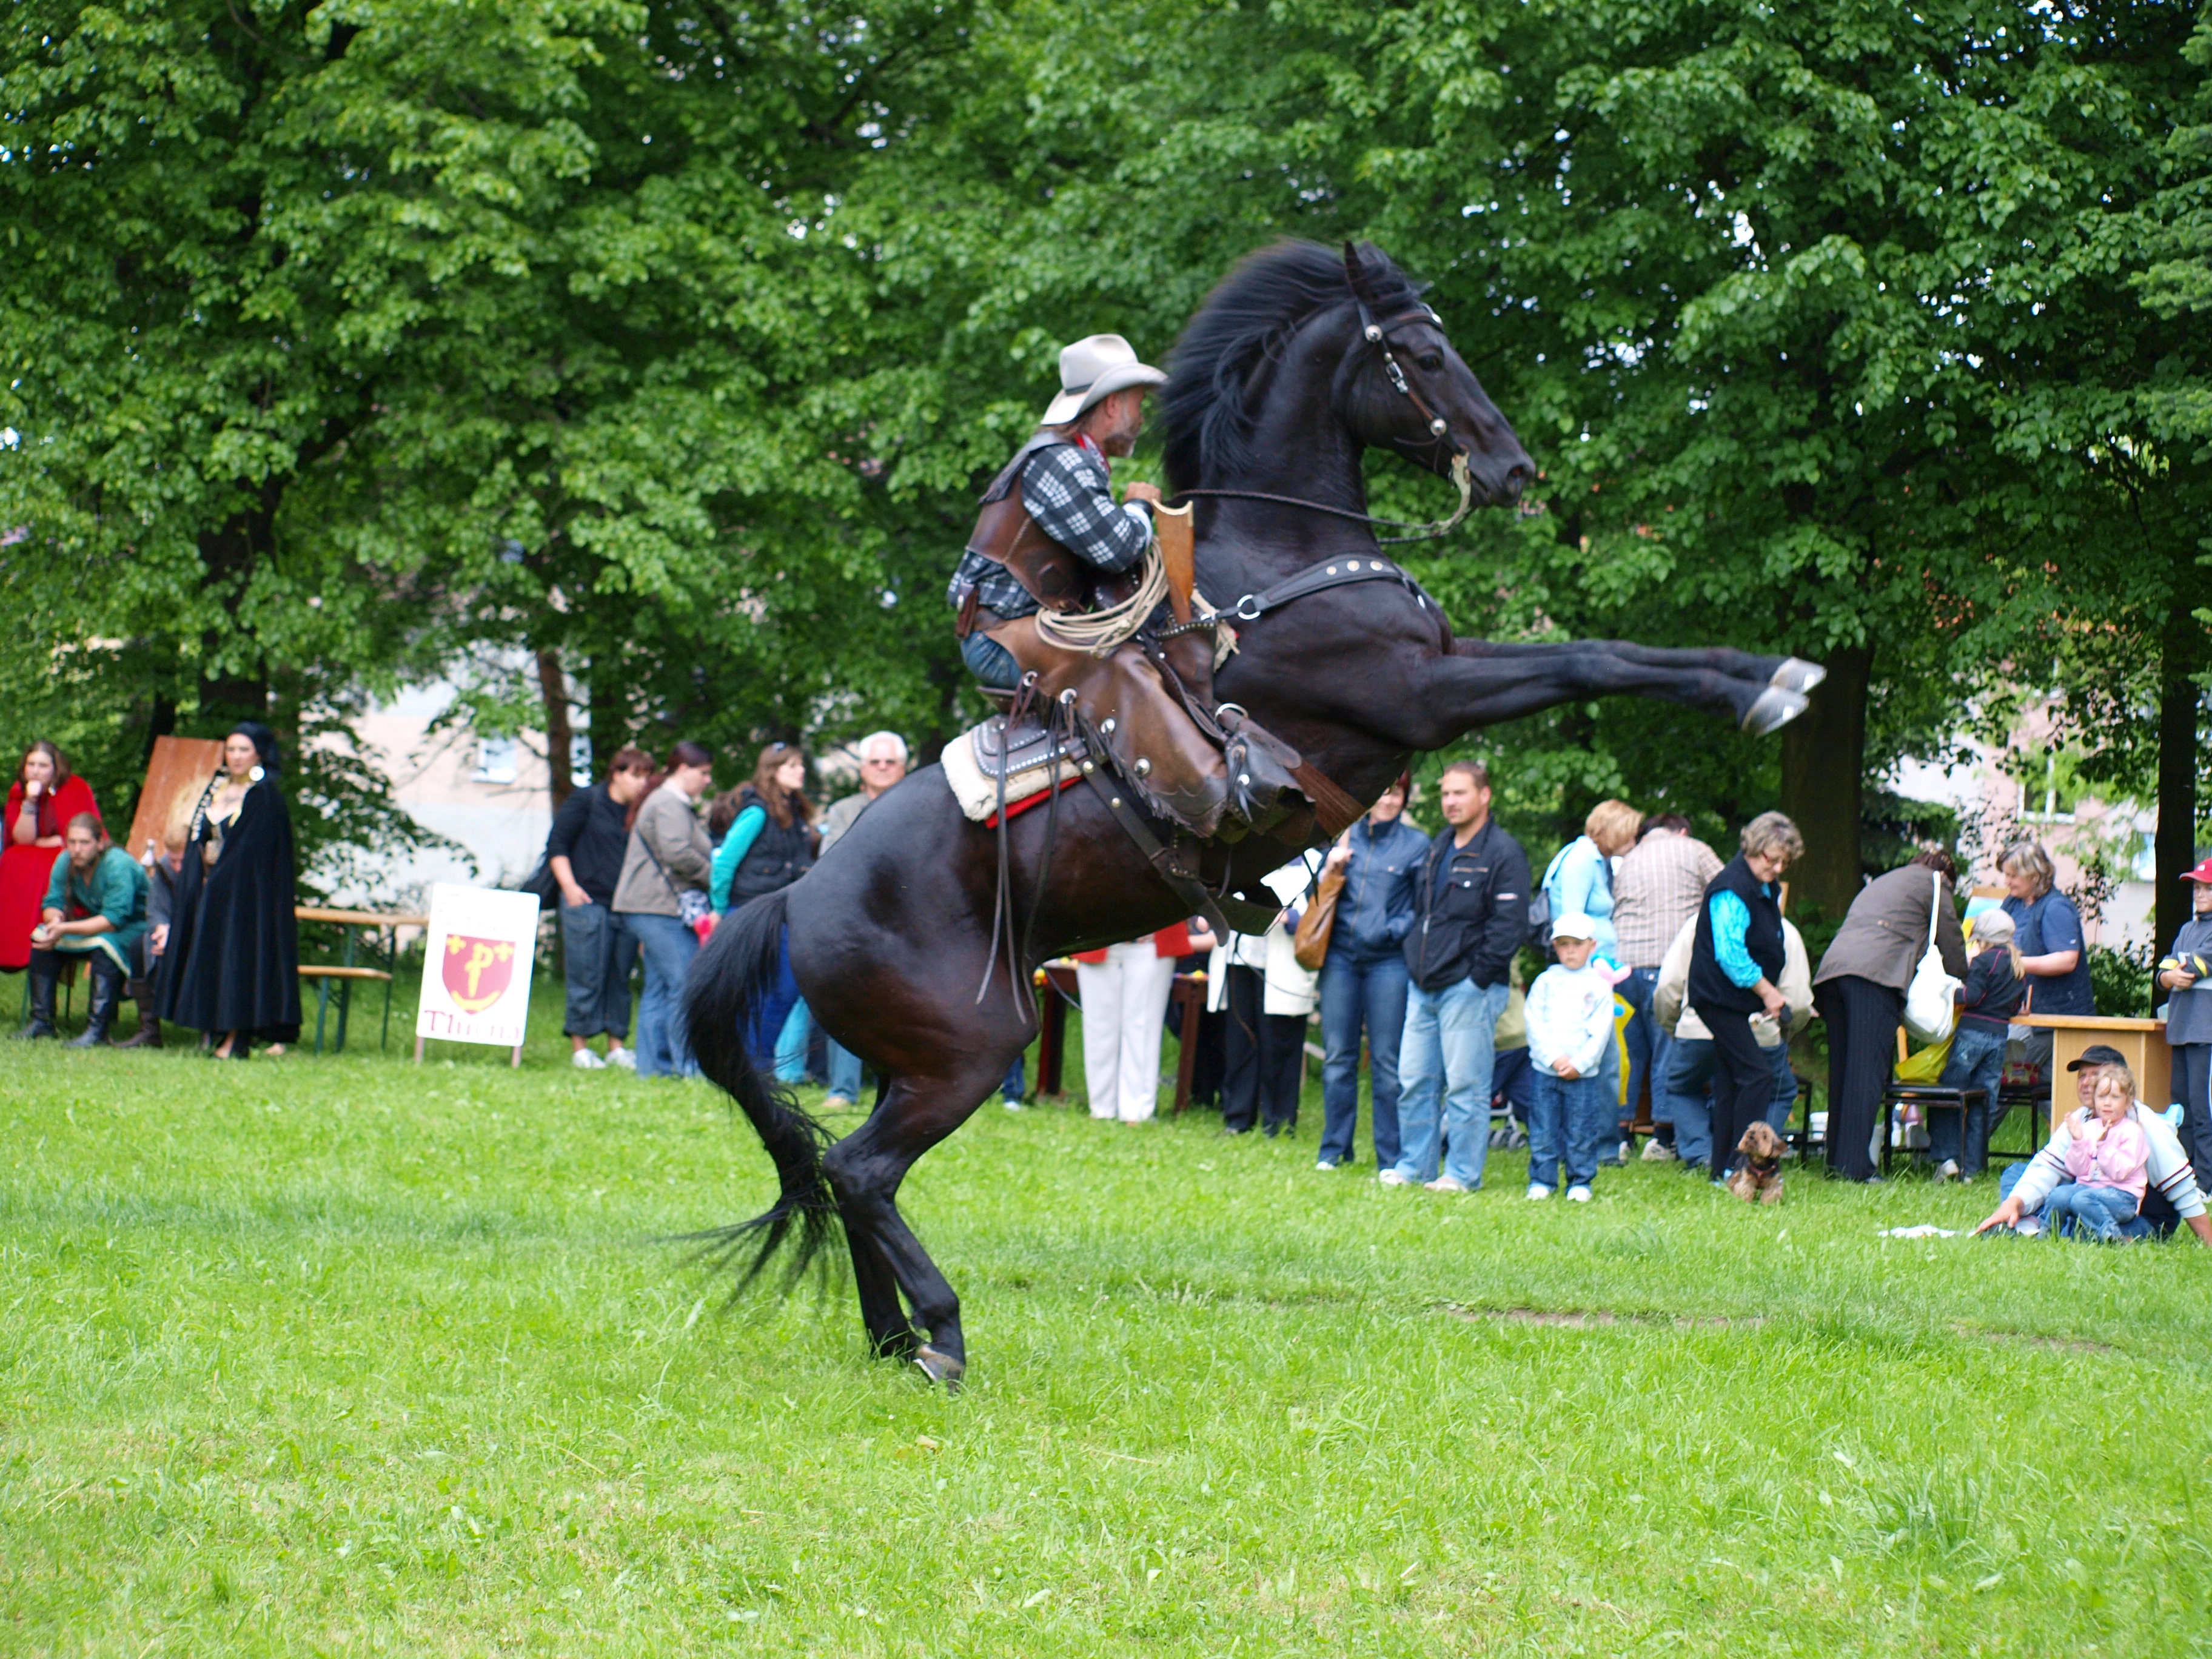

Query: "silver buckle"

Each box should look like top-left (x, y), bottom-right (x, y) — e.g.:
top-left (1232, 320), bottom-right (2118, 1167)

top-left (1233, 593), bottom-right (1264, 622)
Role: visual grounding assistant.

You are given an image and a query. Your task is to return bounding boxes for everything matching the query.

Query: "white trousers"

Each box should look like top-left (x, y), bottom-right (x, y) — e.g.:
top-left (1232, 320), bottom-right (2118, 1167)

top-left (1074, 941), bottom-right (1178, 1122)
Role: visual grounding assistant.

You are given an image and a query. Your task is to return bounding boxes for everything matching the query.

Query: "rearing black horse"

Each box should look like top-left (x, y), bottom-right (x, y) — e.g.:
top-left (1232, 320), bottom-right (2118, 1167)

top-left (686, 240), bottom-right (1819, 1385)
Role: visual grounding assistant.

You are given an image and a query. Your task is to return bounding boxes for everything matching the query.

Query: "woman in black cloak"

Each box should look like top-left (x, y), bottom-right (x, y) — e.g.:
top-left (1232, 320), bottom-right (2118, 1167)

top-left (156, 723), bottom-right (301, 1058)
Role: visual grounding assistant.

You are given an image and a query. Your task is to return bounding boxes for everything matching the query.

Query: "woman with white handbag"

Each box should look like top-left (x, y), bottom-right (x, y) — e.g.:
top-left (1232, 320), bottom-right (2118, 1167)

top-left (1812, 851), bottom-right (1970, 1181)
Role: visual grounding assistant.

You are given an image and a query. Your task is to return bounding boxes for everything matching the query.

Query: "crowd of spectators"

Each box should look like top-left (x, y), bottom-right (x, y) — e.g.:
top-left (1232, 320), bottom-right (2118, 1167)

top-left (15, 717), bottom-right (2202, 1245)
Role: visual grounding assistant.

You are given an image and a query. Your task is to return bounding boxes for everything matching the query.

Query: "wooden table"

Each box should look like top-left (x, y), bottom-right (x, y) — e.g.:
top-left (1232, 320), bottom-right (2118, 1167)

top-left (295, 907), bottom-right (427, 1054)
top-left (2016, 1014), bottom-right (2170, 1131)
top-left (1031, 964), bottom-right (1210, 1116)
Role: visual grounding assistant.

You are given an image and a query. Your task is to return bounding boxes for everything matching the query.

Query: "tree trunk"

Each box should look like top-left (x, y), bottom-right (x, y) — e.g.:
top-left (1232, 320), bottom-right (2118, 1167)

top-left (195, 488), bottom-right (279, 732)
top-left (537, 645), bottom-right (575, 809)
top-left (1778, 641), bottom-right (1872, 920)
top-left (2156, 607), bottom-right (2200, 960)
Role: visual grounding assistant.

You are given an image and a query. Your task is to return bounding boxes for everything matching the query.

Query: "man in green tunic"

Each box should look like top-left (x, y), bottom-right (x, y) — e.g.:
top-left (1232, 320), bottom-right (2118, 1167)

top-left (19, 812), bottom-right (149, 1047)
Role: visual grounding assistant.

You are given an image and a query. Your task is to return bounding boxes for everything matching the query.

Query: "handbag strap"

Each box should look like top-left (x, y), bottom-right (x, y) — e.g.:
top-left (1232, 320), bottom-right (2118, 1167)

top-left (1927, 871), bottom-right (1942, 950)
top-left (635, 800), bottom-right (699, 908)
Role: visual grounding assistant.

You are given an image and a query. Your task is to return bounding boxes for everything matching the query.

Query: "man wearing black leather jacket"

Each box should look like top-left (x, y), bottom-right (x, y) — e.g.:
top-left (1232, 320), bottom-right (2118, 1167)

top-left (1383, 760), bottom-right (1532, 1193)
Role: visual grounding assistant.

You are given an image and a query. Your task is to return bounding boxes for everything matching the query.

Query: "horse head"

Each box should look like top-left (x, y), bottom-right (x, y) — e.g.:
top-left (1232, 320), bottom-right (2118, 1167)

top-left (1161, 239), bottom-right (1534, 519)
top-left (1336, 241), bottom-right (1533, 508)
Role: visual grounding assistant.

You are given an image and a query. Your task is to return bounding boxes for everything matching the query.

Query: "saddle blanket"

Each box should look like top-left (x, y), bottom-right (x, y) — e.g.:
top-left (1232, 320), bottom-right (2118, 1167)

top-left (940, 716), bottom-right (1087, 825)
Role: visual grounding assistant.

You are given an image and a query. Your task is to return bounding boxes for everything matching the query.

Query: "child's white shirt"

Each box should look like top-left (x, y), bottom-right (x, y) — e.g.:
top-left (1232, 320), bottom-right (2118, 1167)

top-left (1526, 962), bottom-right (1616, 1078)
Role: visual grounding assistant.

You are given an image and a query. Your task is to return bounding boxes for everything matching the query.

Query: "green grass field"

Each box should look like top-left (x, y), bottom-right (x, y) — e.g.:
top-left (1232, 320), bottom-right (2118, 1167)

top-left (5, 981), bottom-right (2209, 1655)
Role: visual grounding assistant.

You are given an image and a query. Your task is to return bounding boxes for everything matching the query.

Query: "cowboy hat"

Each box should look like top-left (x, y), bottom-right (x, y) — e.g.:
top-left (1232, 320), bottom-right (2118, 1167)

top-left (1041, 334), bottom-right (1168, 426)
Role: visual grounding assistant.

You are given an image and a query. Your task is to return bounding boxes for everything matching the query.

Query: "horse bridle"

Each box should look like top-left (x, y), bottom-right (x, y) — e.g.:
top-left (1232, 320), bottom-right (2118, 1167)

top-left (1355, 298), bottom-right (1454, 442)
top-left (1167, 301), bottom-right (1473, 545)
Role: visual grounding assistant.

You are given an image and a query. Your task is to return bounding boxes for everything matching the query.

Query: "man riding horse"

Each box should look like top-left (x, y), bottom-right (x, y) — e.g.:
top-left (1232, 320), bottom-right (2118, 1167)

top-left (950, 334), bottom-right (1307, 845)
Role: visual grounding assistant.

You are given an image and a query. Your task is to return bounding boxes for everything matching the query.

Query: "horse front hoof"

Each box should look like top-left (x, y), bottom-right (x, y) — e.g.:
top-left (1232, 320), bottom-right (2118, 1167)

top-left (913, 1345), bottom-right (965, 1391)
top-left (1740, 685), bottom-right (1809, 736)
top-left (1769, 657), bottom-right (1827, 695)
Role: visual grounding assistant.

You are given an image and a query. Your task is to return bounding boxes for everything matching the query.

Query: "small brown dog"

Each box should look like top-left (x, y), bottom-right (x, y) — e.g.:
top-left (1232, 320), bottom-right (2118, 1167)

top-left (1726, 1120), bottom-right (1786, 1205)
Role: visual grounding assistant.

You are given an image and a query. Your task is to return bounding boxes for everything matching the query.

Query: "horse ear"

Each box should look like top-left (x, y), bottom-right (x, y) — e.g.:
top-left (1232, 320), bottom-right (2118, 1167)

top-left (1342, 240), bottom-right (1381, 305)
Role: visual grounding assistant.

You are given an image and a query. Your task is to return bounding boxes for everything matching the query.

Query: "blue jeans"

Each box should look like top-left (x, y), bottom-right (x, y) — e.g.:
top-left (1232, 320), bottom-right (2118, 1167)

top-left (557, 900), bottom-right (637, 1039)
top-left (1662, 1037), bottom-right (1796, 1168)
top-left (1318, 951), bottom-right (1409, 1167)
top-left (827, 1036), bottom-right (863, 1102)
top-left (1765, 1042), bottom-right (1800, 1135)
top-left (1530, 1069), bottom-right (1611, 1190)
top-left (742, 928), bottom-right (802, 1069)
top-left (2043, 1182), bottom-right (2140, 1242)
top-left (1660, 1036), bottom-right (1715, 1168)
top-left (1392, 979), bottom-right (1508, 1187)
top-left (961, 628), bottom-right (1021, 689)
top-left (1997, 1163), bottom-right (2158, 1240)
top-left (1620, 966), bottom-right (1667, 1125)
top-left (774, 999), bottom-right (813, 1084)
top-left (626, 911), bottom-right (700, 1079)
top-left (1929, 1023), bottom-right (2007, 1174)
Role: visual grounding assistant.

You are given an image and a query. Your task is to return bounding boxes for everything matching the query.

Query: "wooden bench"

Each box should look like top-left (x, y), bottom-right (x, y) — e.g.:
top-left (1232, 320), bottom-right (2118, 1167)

top-left (293, 908), bottom-right (423, 1056)
top-left (297, 964), bottom-right (393, 1055)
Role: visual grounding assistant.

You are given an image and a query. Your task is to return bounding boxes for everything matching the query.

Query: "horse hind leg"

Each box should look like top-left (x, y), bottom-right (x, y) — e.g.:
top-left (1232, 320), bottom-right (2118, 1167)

top-left (834, 1160), bottom-right (919, 1360)
top-left (822, 1059), bottom-right (1011, 1387)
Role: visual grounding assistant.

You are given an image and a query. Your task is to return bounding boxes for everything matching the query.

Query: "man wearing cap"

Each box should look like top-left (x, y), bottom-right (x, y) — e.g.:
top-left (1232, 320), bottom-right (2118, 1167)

top-left (950, 333), bottom-right (1168, 691)
top-left (2157, 857), bottom-right (2212, 1179)
top-left (1976, 1045), bottom-right (2212, 1242)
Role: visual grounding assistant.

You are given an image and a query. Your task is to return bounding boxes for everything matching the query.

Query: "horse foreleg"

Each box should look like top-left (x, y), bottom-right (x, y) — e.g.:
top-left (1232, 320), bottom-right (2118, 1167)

top-left (1399, 640), bottom-right (1812, 746)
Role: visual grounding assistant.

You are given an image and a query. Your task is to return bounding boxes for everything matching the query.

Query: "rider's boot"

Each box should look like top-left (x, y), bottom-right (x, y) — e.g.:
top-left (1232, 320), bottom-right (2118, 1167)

top-left (15, 956), bottom-right (59, 1040)
top-left (65, 960), bottom-right (122, 1048)
top-left (112, 979), bottom-right (163, 1048)
top-left (985, 618), bottom-right (1298, 839)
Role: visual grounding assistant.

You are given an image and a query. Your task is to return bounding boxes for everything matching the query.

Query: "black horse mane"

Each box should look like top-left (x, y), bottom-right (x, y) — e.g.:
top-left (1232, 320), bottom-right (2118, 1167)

top-left (1161, 238), bottom-right (1427, 492)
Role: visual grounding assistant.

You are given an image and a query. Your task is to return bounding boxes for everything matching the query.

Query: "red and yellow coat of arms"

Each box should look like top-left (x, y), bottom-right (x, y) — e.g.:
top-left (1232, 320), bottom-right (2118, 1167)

top-left (441, 934), bottom-right (520, 1014)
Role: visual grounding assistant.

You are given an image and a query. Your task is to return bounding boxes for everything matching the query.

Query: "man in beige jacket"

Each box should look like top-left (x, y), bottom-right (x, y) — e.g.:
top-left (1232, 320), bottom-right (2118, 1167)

top-left (611, 741), bottom-right (716, 1078)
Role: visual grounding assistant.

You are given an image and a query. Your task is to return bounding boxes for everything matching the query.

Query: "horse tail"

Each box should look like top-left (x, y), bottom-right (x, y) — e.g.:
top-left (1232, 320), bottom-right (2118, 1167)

top-left (677, 890), bottom-right (841, 1294)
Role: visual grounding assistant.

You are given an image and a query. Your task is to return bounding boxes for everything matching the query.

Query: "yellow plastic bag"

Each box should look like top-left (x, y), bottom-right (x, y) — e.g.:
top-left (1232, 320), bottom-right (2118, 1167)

top-left (1894, 1033), bottom-right (1954, 1084)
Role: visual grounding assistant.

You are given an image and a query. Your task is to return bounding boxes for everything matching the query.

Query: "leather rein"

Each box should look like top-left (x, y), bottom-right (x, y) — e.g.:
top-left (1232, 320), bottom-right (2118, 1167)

top-left (1167, 301), bottom-right (1474, 546)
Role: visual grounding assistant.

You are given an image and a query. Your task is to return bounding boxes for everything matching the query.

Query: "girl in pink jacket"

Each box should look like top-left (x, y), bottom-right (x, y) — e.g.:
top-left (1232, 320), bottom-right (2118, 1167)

top-left (2042, 1070), bottom-right (2151, 1242)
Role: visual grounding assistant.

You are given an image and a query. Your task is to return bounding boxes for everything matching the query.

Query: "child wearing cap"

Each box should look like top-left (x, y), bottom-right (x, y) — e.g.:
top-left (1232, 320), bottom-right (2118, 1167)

top-left (1524, 913), bottom-right (1619, 1202)
top-left (2159, 858), bottom-right (2212, 1181)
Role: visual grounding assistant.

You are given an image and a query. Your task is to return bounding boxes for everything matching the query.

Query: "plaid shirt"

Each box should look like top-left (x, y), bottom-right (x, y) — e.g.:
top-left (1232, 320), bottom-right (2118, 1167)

top-left (948, 435), bottom-right (1154, 621)
top-left (1612, 830), bottom-right (1724, 969)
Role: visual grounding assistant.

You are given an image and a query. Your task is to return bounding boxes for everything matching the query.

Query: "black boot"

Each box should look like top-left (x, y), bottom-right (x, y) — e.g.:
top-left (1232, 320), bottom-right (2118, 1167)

top-left (14, 957), bottom-right (58, 1040)
top-left (112, 979), bottom-right (162, 1048)
top-left (66, 962), bottom-right (122, 1048)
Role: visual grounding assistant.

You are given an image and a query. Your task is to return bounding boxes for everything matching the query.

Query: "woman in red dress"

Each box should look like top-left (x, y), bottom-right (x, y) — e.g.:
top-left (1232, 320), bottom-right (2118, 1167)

top-left (1, 742), bottom-right (100, 973)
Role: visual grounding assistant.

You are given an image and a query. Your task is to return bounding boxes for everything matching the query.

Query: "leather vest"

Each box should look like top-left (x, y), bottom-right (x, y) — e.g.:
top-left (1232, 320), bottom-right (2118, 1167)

top-left (728, 786), bottom-right (817, 906)
top-left (965, 431), bottom-right (1094, 615)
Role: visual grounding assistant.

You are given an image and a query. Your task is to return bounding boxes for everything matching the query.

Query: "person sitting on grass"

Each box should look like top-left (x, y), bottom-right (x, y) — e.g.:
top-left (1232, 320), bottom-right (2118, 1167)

top-left (1975, 1047), bottom-right (2212, 1244)
top-left (1524, 912), bottom-right (1618, 1204)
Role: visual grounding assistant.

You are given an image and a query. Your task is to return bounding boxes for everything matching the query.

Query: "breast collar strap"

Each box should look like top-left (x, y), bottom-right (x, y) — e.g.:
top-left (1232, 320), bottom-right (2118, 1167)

top-left (1224, 554), bottom-right (1444, 625)
top-left (1356, 299), bottom-right (1451, 441)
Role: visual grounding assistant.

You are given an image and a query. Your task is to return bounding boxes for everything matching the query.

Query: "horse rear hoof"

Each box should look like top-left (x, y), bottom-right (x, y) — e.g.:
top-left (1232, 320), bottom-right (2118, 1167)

top-left (913, 1345), bottom-right (965, 1391)
top-left (1769, 657), bottom-right (1827, 695)
top-left (1740, 685), bottom-right (1809, 736)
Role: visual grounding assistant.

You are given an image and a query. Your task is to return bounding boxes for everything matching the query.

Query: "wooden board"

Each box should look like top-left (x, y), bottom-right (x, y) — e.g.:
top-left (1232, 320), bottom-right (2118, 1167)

top-left (123, 736), bottom-right (225, 863)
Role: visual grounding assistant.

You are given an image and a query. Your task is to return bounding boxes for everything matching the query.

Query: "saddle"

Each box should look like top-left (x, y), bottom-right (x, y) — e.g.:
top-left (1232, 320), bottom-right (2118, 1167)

top-left (965, 490), bottom-right (1358, 846)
